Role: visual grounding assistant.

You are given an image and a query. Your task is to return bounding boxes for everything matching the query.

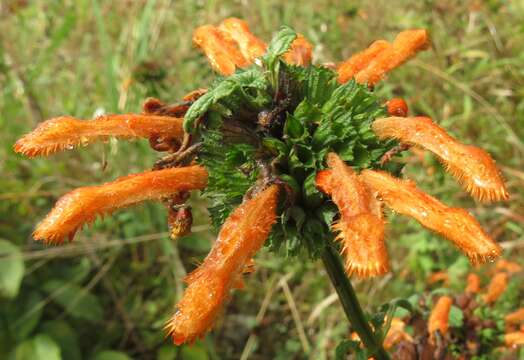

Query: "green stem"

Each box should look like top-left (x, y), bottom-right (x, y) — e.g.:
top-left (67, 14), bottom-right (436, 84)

top-left (321, 244), bottom-right (390, 360)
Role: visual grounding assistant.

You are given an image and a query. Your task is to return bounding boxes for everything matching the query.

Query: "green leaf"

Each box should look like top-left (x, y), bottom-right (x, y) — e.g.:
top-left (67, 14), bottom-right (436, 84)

top-left (40, 321), bottom-right (81, 360)
top-left (265, 26), bottom-right (297, 59)
top-left (5, 291), bottom-right (44, 341)
top-left (180, 343), bottom-right (209, 360)
top-left (449, 305), bottom-right (464, 327)
top-left (0, 239), bottom-right (25, 299)
top-left (12, 334), bottom-right (61, 360)
top-left (92, 351), bottom-right (132, 360)
top-left (42, 280), bottom-right (103, 323)
top-left (284, 115), bottom-right (305, 139)
top-left (262, 137), bottom-right (289, 158)
top-left (302, 172), bottom-right (323, 207)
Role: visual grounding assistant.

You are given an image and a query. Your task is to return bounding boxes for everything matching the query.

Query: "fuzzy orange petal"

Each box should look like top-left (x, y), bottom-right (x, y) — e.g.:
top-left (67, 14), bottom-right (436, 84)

top-left (218, 18), bottom-right (267, 62)
top-left (427, 271), bottom-right (449, 286)
top-left (337, 40), bottom-right (391, 83)
top-left (465, 273), bottom-right (481, 294)
top-left (495, 259), bottom-right (522, 274)
top-left (505, 308), bottom-right (524, 325)
top-left (33, 165), bottom-right (208, 244)
top-left (165, 185), bottom-right (279, 345)
top-left (14, 115), bottom-right (184, 157)
top-left (354, 29), bottom-right (430, 86)
top-left (193, 25), bottom-right (249, 76)
top-left (504, 332), bottom-right (524, 347)
top-left (360, 170), bottom-right (501, 264)
top-left (483, 272), bottom-right (508, 304)
top-left (316, 153), bottom-right (388, 277)
top-left (283, 34), bottom-right (314, 67)
top-left (372, 116), bottom-right (508, 202)
top-left (428, 296), bottom-right (453, 342)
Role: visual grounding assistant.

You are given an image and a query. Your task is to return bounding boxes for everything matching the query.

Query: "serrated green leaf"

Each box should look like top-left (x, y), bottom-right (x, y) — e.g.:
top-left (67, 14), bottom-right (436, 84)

top-left (266, 26), bottom-right (297, 59)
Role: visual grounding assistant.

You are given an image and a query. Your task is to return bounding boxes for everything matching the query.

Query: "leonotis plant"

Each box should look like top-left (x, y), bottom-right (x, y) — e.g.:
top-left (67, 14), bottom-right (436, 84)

top-left (14, 18), bottom-right (508, 358)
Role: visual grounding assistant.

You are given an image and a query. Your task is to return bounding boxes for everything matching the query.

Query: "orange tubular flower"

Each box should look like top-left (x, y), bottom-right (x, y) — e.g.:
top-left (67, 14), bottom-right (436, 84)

top-left (337, 40), bottom-right (391, 83)
top-left (193, 25), bottom-right (249, 76)
top-left (13, 115), bottom-right (184, 157)
top-left (383, 318), bottom-right (413, 349)
top-left (465, 273), bottom-right (481, 294)
top-left (165, 185), bottom-right (279, 345)
top-left (372, 116), bottom-right (508, 202)
top-left (496, 259), bottom-right (523, 274)
top-left (33, 165), bottom-right (208, 244)
top-left (354, 29), bottom-right (430, 86)
top-left (504, 332), bottom-right (524, 347)
top-left (360, 170), bottom-right (501, 264)
top-left (316, 153), bottom-right (388, 277)
top-left (218, 18), bottom-right (267, 62)
top-left (483, 272), bottom-right (508, 304)
top-left (428, 296), bottom-right (453, 342)
top-left (427, 271), bottom-right (449, 286)
top-left (505, 308), bottom-right (524, 325)
top-left (283, 34), bottom-right (314, 67)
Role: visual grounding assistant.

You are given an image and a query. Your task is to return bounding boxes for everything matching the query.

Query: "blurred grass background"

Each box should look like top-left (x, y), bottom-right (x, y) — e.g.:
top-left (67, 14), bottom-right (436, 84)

top-left (1, 0), bottom-right (523, 359)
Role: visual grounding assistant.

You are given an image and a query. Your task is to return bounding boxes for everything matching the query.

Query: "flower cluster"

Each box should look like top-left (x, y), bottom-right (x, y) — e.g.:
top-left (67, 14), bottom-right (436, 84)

top-left (14, 18), bottom-right (508, 344)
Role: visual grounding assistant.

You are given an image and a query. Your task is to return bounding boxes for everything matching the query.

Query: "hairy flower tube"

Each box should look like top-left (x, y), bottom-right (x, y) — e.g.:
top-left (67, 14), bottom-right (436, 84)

top-left (428, 296), bottom-right (453, 343)
top-left (14, 18), bottom-right (509, 349)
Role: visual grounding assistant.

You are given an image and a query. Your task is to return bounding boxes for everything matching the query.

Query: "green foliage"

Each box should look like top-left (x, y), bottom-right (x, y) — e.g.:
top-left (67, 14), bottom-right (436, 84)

top-left (192, 31), bottom-right (395, 257)
top-left (0, 239), bottom-right (25, 299)
top-left (1, 1), bottom-right (523, 359)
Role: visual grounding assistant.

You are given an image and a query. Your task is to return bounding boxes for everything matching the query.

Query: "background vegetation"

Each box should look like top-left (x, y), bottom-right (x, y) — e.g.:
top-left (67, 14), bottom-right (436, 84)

top-left (1, 0), bottom-right (523, 359)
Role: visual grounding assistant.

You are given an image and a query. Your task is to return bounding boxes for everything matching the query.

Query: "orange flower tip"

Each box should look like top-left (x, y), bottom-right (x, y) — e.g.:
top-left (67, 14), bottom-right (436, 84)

top-left (337, 40), bottom-right (391, 84)
top-left (371, 116), bottom-right (509, 203)
top-left (465, 273), bottom-right (481, 294)
top-left (284, 34), bottom-right (313, 67)
top-left (505, 308), bottom-right (524, 325)
top-left (386, 98), bottom-right (408, 117)
top-left (13, 117), bottom-right (82, 157)
top-left (504, 332), bottom-right (524, 347)
top-left (496, 259), bottom-right (523, 274)
top-left (483, 272), bottom-right (508, 304)
top-left (428, 296), bottom-right (453, 340)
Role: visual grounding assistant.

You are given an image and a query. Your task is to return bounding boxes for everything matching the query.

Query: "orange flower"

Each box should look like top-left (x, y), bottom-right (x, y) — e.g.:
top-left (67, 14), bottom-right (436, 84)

top-left (428, 296), bottom-right (453, 342)
top-left (372, 116), bottom-right (508, 202)
top-left (354, 29), bottom-right (430, 86)
top-left (360, 170), bottom-right (501, 264)
top-left (386, 98), bottom-right (408, 117)
top-left (504, 332), bottom-right (524, 347)
top-left (13, 115), bottom-right (184, 157)
top-left (218, 18), bottom-right (267, 62)
top-left (483, 272), bottom-right (508, 304)
top-left (316, 153), bottom-right (388, 277)
top-left (193, 25), bottom-right (250, 75)
top-left (165, 185), bottom-right (279, 344)
top-left (337, 40), bottom-right (390, 83)
top-left (495, 259), bottom-right (522, 274)
top-left (283, 34), bottom-right (313, 66)
top-left (33, 166), bottom-right (208, 244)
top-left (505, 308), bottom-right (524, 325)
top-left (427, 271), bottom-right (449, 286)
top-left (383, 318), bottom-right (413, 349)
top-left (465, 273), bottom-right (481, 294)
